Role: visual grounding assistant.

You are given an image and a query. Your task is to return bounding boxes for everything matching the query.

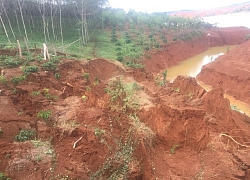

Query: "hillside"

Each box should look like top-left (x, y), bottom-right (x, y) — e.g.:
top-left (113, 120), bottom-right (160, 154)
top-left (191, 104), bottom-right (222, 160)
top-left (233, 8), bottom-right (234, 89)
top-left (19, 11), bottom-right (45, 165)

top-left (1, 1), bottom-right (250, 179)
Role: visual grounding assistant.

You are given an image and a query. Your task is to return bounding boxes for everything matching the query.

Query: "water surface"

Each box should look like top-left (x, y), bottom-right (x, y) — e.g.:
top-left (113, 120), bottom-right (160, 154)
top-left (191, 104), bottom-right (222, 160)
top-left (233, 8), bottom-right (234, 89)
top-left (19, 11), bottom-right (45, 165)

top-left (203, 12), bottom-right (250, 28)
top-left (166, 46), bottom-right (250, 116)
top-left (166, 46), bottom-right (231, 82)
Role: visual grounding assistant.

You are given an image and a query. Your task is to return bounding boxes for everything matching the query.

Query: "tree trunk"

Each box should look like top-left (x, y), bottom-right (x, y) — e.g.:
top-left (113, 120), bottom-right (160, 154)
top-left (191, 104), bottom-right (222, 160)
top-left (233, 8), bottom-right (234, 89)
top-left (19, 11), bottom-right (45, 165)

top-left (0, 14), bottom-right (11, 44)
top-left (17, 0), bottom-right (29, 43)
top-left (2, 3), bottom-right (16, 39)
top-left (14, 11), bottom-right (22, 36)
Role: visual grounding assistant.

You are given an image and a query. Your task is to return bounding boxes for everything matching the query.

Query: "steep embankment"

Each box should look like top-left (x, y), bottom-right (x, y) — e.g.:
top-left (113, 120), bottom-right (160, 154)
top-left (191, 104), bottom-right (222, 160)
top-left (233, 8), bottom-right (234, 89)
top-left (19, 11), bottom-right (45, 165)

top-left (144, 27), bottom-right (250, 73)
top-left (197, 39), bottom-right (250, 104)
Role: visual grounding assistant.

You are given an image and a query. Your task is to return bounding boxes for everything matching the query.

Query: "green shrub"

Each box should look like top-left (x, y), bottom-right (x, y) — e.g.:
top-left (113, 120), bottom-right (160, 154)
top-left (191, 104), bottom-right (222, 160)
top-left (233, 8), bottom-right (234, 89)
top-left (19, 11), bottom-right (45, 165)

top-left (37, 110), bottom-right (52, 121)
top-left (15, 129), bottom-right (36, 142)
top-left (54, 73), bottom-right (60, 79)
top-left (10, 75), bottom-right (26, 85)
top-left (116, 56), bottom-right (124, 62)
top-left (31, 91), bottom-right (40, 96)
top-left (41, 61), bottom-right (57, 71)
top-left (0, 172), bottom-right (10, 180)
top-left (23, 65), bottom-right (38, 74)
top-left (0, 75), bottom-right (7, 86)
top-left (4, 57), bottom-right (22, 67)
top-left (82, 73), bottom-right (90, 80)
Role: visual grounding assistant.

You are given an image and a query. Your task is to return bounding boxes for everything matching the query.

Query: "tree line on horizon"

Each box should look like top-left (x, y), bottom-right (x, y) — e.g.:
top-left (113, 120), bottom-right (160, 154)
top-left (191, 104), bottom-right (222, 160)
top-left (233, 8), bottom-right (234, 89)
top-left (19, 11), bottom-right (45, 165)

top-left (0, 0), bottom-right (211, 52)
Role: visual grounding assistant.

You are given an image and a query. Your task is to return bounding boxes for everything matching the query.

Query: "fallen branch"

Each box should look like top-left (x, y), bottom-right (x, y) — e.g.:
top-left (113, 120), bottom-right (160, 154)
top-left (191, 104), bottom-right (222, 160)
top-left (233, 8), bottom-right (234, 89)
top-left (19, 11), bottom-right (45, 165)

top-left (73, 136), bottom-right (83, 149)
top-left (220, 133), bottom-right (250, 148)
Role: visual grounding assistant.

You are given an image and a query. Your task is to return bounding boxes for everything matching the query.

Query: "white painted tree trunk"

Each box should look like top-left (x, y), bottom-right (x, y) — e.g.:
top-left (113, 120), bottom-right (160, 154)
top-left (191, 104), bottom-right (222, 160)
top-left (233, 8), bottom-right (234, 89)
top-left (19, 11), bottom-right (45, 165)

top-left (43, 43), bottom-right (50, 60)
top-left (17, 40), bottom-right (22, 58)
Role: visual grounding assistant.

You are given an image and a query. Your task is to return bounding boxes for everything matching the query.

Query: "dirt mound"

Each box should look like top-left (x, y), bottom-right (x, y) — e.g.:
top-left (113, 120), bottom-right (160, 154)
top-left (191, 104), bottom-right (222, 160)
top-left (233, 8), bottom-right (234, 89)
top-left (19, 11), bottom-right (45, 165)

top-left (197, 39), bottom-right (250, 104)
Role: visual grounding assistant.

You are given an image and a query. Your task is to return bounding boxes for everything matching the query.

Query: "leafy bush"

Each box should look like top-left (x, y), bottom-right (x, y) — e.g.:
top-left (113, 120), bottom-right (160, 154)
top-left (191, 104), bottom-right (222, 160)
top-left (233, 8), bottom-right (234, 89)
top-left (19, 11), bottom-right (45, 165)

top-left (10, 75), bottom-right (26, 85)
top-left (0, 75), bottom-right (7, 86)
top-left (23, 65), bottom-right (38, 74)
top-left (0, 172), bottom-right (10, 180)
top-left (82, 73), bottom-right (90, 80)
top-left (116, 56), bottom-right (124, 62)
top-left (54, 73), bottom-right (60, 79)
top-left (42, 61), bottom-right (57, 71)
top-left (31, 91), bottom-right (40, 96)
top-left (106, 77), bottom-right (140, 111)
top-left (4, 57), bottom-right (22, 67)
top-left (37, 110), bottom-right (52, 121)
top-left (15, 129), bottom-right (36, 142)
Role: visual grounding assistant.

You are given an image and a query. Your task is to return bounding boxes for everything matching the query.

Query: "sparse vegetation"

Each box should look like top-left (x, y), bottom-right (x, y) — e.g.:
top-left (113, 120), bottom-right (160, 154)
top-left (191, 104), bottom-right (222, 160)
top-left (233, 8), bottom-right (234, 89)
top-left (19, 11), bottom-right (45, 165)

top-left (94, 128), bottom-right (106, 139)
top-left (81, 95), bottom-right (88, 102)
top-left (31, 91), bottom-right (40, 96)
top-left (171, 144), bottom-right (180, 154)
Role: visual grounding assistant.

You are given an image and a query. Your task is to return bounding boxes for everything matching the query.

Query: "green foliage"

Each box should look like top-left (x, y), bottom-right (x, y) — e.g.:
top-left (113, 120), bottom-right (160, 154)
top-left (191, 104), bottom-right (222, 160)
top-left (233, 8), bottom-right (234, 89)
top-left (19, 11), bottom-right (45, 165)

top-left (31, 91), bottom-right (40, 96)
top-left (94, 128), bottom-right (106, 139)
top-left (0, 172), bottom-right (10, 180)
top-left (15, 129), bottom-right (36, 142)
top-left (10, 75), bottom-right (26, 85)
top-left (0, 75), bottom-right (7, 86)
top-left (41, 61), bottom-right (57, 71)
top-left (125, 62), bottom-right (144, 69)
top-left (37, 110), bottom-right (52, 121)
top-left (106, 76), bottom-right (140, 111)
top-left (173, 87), bottom-right (180, 93)
top-left (82, 73), bottom-right (90, 80)
top-left (4, 57), bottom-right (22, 67)
top-left (90, 131), bottom-right (135, 180)
top-left (23, 66), bottom-right (38, 74)
top-left (54, 73), bottom-right (60, 79)
top-left (81, 95), bottom-right (88, 101)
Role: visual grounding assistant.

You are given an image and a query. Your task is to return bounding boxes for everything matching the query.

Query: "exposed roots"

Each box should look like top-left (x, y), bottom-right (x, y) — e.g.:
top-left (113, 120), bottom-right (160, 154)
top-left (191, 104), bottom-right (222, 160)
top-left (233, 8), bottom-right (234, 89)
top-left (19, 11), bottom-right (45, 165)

top-left (219, 133), bottom-right (250, 148)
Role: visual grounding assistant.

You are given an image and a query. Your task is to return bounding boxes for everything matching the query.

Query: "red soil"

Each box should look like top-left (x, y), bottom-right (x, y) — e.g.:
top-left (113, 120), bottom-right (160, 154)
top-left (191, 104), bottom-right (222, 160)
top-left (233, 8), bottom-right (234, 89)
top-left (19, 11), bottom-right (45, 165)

top-left (1, 26), bottom-right (250, 179)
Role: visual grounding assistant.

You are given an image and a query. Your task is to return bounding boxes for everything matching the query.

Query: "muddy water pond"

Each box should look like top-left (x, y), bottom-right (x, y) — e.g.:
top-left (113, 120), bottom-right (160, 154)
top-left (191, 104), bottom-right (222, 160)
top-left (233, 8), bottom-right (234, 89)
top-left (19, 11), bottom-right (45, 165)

top-left (167, 46), bottom-right (250, 116)
top-left (166, 46), bottom-right (232, 82)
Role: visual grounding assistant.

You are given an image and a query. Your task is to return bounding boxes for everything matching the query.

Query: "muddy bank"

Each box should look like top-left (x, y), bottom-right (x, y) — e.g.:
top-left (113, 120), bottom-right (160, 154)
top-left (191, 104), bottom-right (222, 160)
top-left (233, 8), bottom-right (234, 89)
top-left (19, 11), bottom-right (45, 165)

top-left (197, 39), bottom-right (250, 104)
top-left (144, 27), bottom-right (250, 73)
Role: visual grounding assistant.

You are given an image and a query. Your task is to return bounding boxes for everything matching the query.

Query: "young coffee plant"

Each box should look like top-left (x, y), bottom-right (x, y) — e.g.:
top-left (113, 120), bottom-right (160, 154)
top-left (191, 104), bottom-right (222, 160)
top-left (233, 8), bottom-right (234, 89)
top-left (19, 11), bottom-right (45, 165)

top-left (0, 172), bottom-right (10, 180)
top-left (106, 76), bottom-right (140, 112)
top-left (10, 75), bottom-right (26, 85)
top-left (37, 110), bottom-right (52, 121)
top-left (23, 65), bottom-right (38, 74)
top-left (0, 75), bottom-right (7, 86)
top-left (15, 129), bottom-right (36, 142)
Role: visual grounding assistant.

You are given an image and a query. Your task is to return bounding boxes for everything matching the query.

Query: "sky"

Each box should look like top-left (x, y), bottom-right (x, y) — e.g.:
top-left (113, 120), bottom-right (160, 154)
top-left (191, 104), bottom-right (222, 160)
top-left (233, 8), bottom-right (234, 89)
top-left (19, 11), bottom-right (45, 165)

top-left (108, 0), bottom-right (249, 13)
